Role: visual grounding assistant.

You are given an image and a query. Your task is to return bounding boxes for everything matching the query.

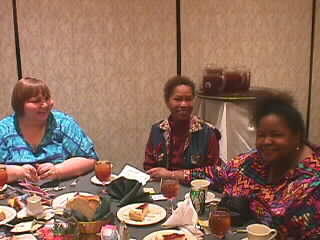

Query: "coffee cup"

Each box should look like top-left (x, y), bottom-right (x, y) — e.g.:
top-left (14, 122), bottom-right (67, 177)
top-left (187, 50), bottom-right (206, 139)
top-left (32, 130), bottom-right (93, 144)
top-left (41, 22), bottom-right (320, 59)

top-left (247, 224), bottom-right (277, 240)
top-left (27, 195), bottom-right (43, 217)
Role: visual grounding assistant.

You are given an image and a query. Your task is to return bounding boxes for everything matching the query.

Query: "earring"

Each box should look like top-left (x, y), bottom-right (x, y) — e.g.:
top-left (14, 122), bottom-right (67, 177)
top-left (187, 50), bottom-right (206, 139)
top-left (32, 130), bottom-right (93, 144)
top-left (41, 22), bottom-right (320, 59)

top-left (296, 146), bottom-right (300, 151)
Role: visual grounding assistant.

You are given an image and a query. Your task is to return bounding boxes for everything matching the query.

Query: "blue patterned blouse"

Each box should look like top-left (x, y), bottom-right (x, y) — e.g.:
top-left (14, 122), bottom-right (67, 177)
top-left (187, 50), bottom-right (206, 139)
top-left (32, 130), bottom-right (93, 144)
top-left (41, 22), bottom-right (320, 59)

top-left (0, 110), bottom-right (98, 165)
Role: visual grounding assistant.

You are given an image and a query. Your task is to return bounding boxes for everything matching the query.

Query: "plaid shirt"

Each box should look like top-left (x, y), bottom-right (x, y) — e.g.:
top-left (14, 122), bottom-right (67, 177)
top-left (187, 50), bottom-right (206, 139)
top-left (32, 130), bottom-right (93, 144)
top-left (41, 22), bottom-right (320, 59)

top-left (185, 147), bottom-right (320, 239)
top-left (144, 115), bottom-right (222, 170)
top-left (0, 110), bottom-right (98, 165)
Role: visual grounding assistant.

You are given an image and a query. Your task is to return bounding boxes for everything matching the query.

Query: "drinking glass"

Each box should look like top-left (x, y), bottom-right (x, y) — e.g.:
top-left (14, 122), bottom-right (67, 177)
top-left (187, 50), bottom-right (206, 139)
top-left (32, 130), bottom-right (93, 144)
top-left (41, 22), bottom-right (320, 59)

top-left (0, 166), bottom-right (8, 190)
top-left (160, 178), bottom-right (180, 214)
top-left (209, 207), bottom-right (231, 239)
top-left (95, 160), bottom-right (112, 194)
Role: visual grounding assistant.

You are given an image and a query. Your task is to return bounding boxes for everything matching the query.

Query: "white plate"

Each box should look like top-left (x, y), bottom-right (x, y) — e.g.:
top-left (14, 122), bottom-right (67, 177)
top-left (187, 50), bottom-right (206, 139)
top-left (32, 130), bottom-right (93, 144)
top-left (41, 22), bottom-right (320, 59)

top-left (185, 191), bottom-right (216, 203)
top-left (0, 184), bottom-right (7, 192)
top-left (11, 221), bottom-right (43, 233)
top-left (143, 229), bottom-right (197, 240)
top-left (0, 206), bottom-right (16, 225)
top-left (90, 174), bottom-right (118, 185)
top-left (52, 192), bottom-right (94, 209)
top-left (117, 203), bottom-right (166, 226)
top-left (13, 234), bottom-right (37, 240)
top-left (17, 206), bottom-right (55, 221)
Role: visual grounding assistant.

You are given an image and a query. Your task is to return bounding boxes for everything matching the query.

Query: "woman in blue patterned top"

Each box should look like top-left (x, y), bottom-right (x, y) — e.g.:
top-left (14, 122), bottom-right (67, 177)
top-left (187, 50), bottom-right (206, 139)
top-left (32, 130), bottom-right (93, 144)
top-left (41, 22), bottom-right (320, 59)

top-left (0, 77), bottom-right (98, 183)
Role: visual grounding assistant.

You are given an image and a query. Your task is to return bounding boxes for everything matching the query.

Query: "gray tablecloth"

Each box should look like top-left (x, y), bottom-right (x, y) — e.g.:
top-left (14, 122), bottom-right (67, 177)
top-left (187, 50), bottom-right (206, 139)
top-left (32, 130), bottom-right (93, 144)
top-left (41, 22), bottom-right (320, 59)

top-left (0, 171), bottom-right (246, 240)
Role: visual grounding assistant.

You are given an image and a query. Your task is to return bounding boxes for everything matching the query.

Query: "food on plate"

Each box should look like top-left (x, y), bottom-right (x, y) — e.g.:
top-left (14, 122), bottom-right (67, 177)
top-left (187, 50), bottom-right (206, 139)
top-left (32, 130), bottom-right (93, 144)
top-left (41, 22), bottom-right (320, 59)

top-left (66, 194), bottom-right (101, 221)
top-left (128, 203), bottom-right (150, 221)
top-left (0, 208), bottom-right (6, 221)
top-left (8, 196), bottom-right (25, 211)
top-left (155, 232), bottom-right (186, 240)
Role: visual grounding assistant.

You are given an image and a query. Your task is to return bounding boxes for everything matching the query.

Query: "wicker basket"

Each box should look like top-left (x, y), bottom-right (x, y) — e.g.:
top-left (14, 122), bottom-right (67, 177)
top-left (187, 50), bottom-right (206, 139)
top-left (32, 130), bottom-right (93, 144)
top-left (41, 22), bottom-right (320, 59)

top-left (79, 216), bottom-right (113, 234)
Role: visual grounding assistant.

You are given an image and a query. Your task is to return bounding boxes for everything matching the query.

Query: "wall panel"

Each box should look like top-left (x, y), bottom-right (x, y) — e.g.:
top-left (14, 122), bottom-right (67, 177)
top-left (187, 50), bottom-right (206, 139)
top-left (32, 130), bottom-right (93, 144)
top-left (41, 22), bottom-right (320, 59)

top-left (17, 0), bottom-right (176, 171)
top-left (310, 0), bottom-right (320, 143)
top-left (0, 0), bottom-right (18, 117)
top-left (181, 0), bottom-right (313, 122)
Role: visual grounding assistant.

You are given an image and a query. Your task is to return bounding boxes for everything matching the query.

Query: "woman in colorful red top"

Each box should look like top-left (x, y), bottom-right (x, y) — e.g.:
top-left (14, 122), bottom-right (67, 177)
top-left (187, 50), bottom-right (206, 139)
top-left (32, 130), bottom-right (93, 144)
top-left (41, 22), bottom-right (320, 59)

top-left (172, 91), bottom-right (320, 239)
top-left (144, 75), bottom-right (222, 180)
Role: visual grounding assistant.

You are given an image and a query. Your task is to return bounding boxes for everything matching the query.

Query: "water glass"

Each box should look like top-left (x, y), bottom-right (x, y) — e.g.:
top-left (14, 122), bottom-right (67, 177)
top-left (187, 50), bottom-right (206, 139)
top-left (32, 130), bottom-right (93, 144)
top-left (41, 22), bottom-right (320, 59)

top-left (209, 207), bottom-right (231, 239)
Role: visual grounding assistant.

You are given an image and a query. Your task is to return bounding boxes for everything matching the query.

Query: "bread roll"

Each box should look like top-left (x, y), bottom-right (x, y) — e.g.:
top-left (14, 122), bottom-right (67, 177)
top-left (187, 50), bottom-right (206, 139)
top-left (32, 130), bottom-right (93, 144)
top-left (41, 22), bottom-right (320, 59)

top-left (66, 195), bottom-right (101, 221)
top-left (0, 209), bottom-right (6, 221)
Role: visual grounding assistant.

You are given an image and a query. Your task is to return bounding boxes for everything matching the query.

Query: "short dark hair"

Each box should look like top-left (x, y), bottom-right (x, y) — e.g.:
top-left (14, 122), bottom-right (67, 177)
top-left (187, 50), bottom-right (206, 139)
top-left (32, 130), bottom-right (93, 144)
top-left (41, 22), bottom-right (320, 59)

top-left (164, 75), bottom-right (195, 102)
top-left (252, 90), bottom-right (305, 143)
top-left (11, 77), bottom-right (51, 116)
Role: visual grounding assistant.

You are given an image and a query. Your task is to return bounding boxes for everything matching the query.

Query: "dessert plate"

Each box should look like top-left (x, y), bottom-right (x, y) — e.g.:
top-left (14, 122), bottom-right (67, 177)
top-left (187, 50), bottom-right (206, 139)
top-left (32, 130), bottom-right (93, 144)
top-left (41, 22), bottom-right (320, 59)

top-left (90, 174), bottom-right (118, 185)
top-left (14, 234), bottom-right (37, 240)
top-left (185, 191), bottom-right (216, 203)
top-left (117, 203), bottom-right (166, 226)
top-left (143, 229), bottom-right (197, 240)
top-left (52, 192), bottom-right (93, 208)
top-left (11, 221), bottom-right (43, 233)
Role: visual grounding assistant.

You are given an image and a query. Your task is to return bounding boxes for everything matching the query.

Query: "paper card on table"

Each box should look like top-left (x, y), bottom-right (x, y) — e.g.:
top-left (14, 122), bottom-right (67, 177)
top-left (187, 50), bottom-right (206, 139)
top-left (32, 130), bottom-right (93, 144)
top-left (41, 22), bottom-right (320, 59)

top-left (151, 194), bottom-right (167, 201)
top-left (143, 187), bottom-right (155, 194)
top-left (118, 165), bottom-right (150, 185)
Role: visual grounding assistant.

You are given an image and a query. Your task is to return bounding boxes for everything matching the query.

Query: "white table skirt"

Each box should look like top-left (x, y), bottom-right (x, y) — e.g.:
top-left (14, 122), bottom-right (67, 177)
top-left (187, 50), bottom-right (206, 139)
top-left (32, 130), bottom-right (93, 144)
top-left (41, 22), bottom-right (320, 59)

top-left (194, 97), bottom-right (256, 162)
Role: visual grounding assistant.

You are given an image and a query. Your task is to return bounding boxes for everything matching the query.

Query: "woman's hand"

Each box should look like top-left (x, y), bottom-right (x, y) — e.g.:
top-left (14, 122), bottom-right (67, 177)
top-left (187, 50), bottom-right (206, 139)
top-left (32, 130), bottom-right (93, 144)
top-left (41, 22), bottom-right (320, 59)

top-left (147, 167), bottom-right (173, 179)
top-left (36, 163), bottom-right (57, 180)
top-left (21, 164), bottom-right (39, 182)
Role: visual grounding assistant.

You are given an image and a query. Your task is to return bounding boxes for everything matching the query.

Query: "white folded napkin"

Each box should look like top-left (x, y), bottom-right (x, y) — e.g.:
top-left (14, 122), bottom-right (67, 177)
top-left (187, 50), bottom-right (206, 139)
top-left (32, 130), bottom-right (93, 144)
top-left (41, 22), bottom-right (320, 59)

top-left (162, 198), bottom-right (198, 227)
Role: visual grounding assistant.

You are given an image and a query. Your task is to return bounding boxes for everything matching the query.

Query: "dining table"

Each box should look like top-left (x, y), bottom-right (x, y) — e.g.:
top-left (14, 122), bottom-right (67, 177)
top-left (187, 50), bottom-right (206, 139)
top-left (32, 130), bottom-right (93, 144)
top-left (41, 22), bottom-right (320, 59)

top-left (0, 170), bottom-right (248, 240)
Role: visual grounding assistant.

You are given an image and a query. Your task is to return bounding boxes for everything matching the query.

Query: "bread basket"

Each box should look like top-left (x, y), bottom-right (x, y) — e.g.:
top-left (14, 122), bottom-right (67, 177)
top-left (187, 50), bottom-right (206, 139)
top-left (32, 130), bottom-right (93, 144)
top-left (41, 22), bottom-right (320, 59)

top-left (78, 215), bottom-right (113, 234)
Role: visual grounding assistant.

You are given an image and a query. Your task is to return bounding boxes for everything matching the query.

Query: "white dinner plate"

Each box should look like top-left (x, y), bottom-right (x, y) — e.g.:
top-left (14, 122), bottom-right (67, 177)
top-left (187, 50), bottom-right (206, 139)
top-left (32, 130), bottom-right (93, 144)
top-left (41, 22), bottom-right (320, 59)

top-left (52, 192), bottom-right (94, 209)
top-left (143, 229), bottom-right (197, 240)
top-left (0, 205), bottom-right (16, 225)
top-left (185, 191), bottom-right (216, 203)
top-left (90, 174), bottom-right (118, 185)
top-left (0, 184), bottom-right (7, 192)
top-left (117, 203), bottom-right (166, 226)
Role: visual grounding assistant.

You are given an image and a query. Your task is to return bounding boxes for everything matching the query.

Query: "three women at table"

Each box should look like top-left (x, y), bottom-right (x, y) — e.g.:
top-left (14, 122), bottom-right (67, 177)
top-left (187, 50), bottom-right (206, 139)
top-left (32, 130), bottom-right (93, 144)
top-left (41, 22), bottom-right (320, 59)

top-left (173, 91), bottom-right (320, 239)
top-left (0, 77), bottom-right (98, 183)
top-left (144, 75), bottom-right (222, 179)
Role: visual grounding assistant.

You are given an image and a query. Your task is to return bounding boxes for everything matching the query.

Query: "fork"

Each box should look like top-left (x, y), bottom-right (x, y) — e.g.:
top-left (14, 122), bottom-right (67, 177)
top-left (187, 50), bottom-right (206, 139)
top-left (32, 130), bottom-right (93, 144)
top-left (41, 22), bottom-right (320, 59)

top-left (43, 186), bottom-right (66, 192)
top-left (70, 177), bottom-right (79, 187)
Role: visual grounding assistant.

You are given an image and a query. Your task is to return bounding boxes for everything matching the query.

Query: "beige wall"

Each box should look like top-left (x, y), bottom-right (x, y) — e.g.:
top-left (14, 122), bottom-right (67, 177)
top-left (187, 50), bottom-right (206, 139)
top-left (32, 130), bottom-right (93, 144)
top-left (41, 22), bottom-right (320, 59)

top-left (181, 0), bottom-right (313, 120)
top-left (0, 0), bottom-right (319, 171)
top-left (0, 0), bottom-right (18, 115)
top-left (15, 0), bottom-right (176, 171)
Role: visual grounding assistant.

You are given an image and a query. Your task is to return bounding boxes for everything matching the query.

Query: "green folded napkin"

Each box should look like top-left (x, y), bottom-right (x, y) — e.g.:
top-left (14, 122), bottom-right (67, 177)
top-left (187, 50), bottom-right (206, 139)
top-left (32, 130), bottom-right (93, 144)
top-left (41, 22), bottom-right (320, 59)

top-left (107, 177), bottom-right (153, 206)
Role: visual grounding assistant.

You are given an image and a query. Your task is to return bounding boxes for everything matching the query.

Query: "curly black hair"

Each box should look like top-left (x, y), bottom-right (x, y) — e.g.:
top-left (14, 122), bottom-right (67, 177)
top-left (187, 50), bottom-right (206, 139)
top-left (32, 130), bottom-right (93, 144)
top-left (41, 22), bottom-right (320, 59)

top-left (252, 90), bottom-right (305, 143)
top-left (164, 75), bottom-right (195, 102)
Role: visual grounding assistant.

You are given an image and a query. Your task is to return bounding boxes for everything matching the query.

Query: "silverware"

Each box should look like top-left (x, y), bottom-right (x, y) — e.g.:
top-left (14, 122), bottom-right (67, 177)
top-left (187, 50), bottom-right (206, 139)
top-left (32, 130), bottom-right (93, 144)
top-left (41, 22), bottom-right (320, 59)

top-left (43, 186), bottom-right (66, 192)
top-left (70, 177), bottom-right (79, 187)
top-left (7, 185), bottom-right (25, 195)
top-left (234, 229), bottom-right (248, 233)
top-left (4, 223), bottom-right (14, 228)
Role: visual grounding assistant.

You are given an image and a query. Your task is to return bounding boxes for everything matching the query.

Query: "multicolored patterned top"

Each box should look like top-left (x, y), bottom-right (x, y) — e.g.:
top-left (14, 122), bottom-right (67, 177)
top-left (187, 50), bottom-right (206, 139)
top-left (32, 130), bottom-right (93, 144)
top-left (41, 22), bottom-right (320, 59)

top-left (185, 148), bottom-right (320, 239)
top-left (144, 115), bottom-right (222, 170)
top-left (0, 110), bottom-right (98, 165)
